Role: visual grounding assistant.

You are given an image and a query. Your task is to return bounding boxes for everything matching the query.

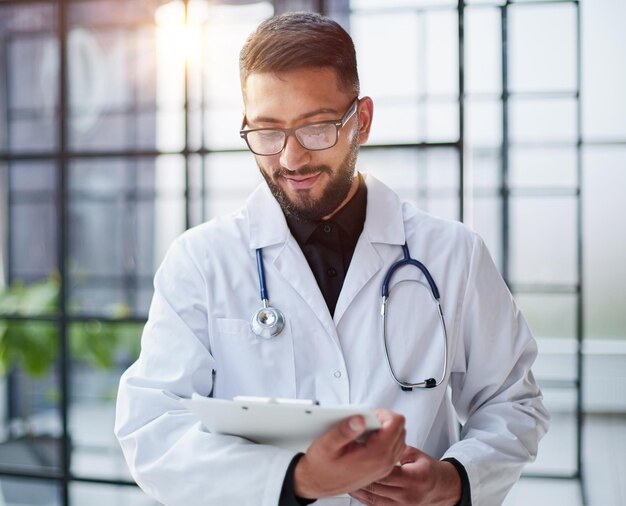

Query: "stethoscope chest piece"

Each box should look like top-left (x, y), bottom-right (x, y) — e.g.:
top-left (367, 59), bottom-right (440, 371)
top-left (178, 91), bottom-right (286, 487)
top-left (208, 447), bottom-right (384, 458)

top-left (252, 305), bottom-right (285, 339)
top-left (252, 248), bottom-right (286, 339)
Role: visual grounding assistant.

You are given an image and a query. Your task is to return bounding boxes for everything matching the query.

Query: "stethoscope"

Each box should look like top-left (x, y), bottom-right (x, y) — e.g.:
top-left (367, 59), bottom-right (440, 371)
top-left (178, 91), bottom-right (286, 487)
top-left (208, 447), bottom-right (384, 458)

top-left (251, 244), bottom-right (448, 391)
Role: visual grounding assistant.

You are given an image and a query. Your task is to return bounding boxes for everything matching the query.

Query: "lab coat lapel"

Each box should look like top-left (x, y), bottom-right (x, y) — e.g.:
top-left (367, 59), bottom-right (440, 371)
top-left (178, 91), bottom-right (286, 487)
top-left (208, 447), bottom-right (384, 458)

top-left (247, 183), bottom-right (339, 344)
top-left (333, 175), bottom-right (406, 325)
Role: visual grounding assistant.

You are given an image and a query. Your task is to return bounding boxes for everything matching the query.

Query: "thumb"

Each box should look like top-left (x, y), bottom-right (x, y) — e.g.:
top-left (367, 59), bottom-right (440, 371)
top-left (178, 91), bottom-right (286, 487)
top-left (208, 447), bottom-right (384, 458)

top-left (316, 415), bottom-right (367, 453)
top-left (399, 445), bottom-right (422, 465)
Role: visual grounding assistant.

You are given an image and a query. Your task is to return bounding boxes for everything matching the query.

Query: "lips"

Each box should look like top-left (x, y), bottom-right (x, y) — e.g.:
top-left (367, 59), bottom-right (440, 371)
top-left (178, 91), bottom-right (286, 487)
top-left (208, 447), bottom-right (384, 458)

top-left (283, 172), bottom-right (322, 190)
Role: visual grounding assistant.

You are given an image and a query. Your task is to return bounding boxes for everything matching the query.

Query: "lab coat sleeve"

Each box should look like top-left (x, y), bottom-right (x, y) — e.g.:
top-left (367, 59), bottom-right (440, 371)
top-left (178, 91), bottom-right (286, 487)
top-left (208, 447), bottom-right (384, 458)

top-left (442, 234), bottom-right (550, 505)
top-left (114, 235), bottom-right (297, 506)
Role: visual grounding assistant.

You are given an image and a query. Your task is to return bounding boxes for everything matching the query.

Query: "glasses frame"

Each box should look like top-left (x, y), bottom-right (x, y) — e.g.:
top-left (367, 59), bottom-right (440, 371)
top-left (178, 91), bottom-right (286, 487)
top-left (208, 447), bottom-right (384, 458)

top-left (239, 98), bottom-right (359, 156)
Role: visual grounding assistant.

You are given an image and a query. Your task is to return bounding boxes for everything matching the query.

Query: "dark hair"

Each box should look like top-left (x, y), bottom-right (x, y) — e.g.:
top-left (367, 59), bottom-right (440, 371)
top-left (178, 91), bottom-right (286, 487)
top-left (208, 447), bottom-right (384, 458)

top-left (240, 12), bottom-right (359, 96)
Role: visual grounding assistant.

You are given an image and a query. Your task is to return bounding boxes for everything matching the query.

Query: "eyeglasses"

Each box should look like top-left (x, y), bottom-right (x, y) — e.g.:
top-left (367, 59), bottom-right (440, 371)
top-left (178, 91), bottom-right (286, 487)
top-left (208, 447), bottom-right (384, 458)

top-left (240, 98), bottom-right (359, 156)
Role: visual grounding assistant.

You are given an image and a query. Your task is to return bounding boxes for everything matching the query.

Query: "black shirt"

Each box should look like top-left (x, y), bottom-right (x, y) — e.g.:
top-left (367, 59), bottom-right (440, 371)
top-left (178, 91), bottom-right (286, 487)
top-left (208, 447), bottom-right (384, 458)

top-left (285, 174), bottom-right (367, 316)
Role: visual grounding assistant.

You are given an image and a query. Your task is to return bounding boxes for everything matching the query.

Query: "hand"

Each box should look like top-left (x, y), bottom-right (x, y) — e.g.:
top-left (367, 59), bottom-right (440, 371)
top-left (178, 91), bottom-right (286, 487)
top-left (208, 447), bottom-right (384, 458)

top-left (293, 409), bottom-right (406, 499)
top-left (349, 445), bottom-right (462, 506)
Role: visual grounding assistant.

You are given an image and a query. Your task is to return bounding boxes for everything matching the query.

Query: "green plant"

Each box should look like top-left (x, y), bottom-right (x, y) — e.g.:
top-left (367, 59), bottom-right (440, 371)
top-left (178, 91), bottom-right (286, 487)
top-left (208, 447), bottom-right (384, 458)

top-left (0, 274), bottom-right (142, 378)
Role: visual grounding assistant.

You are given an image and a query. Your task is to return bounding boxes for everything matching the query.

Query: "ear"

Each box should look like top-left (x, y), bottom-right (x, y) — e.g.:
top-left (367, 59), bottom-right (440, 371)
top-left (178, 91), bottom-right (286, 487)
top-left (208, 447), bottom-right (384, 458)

top-left (356, 96), bottom-right (374, 144)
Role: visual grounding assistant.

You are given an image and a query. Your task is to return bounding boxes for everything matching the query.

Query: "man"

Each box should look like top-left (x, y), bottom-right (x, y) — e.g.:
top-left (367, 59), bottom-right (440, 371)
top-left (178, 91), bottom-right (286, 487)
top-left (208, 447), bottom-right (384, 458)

top-left (115, 12), bottom-right (549, 506)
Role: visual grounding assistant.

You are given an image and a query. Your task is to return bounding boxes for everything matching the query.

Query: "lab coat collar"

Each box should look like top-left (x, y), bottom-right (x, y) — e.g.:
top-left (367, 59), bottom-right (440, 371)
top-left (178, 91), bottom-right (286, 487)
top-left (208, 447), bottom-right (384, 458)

top-left (247, 183), bottom-right (290, 250)
top-left (246, 173), bottom-right (406, 249)
top-left (361, 173), bottom-right (406, 246)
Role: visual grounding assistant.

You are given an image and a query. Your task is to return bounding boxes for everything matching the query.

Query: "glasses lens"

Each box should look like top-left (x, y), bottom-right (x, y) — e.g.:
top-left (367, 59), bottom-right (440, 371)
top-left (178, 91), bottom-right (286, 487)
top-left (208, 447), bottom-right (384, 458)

top-left (296, 123), bottom-right (338, 150)
top-left (246, 130), bottom-right (285, 155)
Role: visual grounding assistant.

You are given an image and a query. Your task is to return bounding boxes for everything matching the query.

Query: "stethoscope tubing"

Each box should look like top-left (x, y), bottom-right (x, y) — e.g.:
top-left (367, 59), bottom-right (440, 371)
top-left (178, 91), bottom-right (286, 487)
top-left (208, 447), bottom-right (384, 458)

top-left (256, 248), bottom-right (270, 304)
top-left (380, 243), bottom-right (448, 390)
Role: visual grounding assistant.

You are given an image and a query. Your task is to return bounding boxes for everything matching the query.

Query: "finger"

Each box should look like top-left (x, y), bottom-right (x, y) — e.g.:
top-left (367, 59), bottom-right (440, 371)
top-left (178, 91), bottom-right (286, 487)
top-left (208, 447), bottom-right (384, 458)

top-left (375, 464), bottom-right (414, 487)
top-left (373, 408), bottom-right (403, 428)
top-left (363, 480), bottom-right (404, 497)
top-left (315, 415), bottom-right (367, 454)
top-left (350, 488), bottom-right (396, 506)
top-left (368, 411), bottom-right (405, 444)
top-left (363, 418), bottom-right (406, 467)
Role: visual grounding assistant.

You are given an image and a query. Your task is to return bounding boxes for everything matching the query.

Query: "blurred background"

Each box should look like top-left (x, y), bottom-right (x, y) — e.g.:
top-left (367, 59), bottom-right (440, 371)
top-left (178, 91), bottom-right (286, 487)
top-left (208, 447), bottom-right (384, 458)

top-left (0, 0), bottom-right (624, 504)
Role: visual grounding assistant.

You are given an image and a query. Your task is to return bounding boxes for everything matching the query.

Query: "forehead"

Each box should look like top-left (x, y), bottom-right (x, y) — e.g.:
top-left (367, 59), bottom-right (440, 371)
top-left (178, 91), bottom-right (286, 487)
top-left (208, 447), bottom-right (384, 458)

top-left (243, 67), bottom-right (351, 121)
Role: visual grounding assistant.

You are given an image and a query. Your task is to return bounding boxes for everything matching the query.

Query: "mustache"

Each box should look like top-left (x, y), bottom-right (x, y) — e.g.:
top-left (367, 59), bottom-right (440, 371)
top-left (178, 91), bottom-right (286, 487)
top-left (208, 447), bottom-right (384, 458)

top-left (272, 165), bottom-right (332, 178)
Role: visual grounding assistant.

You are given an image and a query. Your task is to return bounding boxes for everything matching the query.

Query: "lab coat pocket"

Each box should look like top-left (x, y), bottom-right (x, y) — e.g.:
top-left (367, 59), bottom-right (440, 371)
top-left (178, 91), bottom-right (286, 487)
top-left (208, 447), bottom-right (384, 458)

top-left (210, 317), bottom-right (297, 400)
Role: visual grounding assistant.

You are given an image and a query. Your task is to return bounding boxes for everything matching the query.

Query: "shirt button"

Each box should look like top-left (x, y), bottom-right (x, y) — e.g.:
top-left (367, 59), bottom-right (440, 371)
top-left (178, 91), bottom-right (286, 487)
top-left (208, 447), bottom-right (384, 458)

top-left (323, 224), bottom-right (332, 233)
top-left (327, 267), bottom-right (337, 277)
top-left (334, 370), bottom-right (342, 378)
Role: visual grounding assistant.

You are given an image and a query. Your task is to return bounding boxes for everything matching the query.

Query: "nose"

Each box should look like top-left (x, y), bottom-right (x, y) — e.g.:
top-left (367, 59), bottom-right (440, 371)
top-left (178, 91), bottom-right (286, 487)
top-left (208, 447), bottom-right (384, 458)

top-left (279, 134), bottom-right (311, 172)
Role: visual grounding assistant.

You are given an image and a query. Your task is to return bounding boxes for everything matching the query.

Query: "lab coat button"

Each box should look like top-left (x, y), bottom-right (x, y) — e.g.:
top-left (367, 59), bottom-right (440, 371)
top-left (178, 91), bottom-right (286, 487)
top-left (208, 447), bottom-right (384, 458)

top-left (334, 370), bottom-right (342, 378)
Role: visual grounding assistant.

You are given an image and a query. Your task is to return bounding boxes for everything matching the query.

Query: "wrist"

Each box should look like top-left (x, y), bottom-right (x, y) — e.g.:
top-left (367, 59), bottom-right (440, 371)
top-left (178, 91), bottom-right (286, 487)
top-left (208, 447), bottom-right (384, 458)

top-left (439, 460), bottom-right (462, 505)
top-left (293, 455), bottom-right (319, 500)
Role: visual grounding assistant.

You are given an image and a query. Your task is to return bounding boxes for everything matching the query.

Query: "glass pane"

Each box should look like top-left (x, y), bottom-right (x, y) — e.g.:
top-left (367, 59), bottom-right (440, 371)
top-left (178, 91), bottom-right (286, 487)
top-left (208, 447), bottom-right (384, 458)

top-left (8, 162), bottom-right (58, 285)
top-left (424, 10), bottom-right (458, 97)
top-left (424, 101), bottom-right (458, 143)
top-left (354, 9), bottom-right (458, 144)
top-left (359, 147), bottom-right (459, 211)
top-left (71, 482), bottom-right (158, 506)
top-left (509, 97), bottom-right (577, 144)
top-left (426, 197), bottom-right (459, 222)
top-left (509, 196), bottom-right (577, 285)
top-left (367, 101), bottom-right (421, 144)
top-left (358, 147), bottom-right (420, 202)
top-left (419, 148), bottom-right (460, 191)
top-left (583, 146), bottom-right (626, 341)
top-left (68, 156), bottom-right (185, 317)
top-left (465, 5), bottom-right (502, 95)
top-left (582, 0), bottom-right (626, 139)
top-left (205, 105), bottom-right (245, 151)
top-left (352, 12), bottom-right (419, 98)
top-left (524, 391), bottom-right (577, 475)
top-left (0, 321), bottom-right (61, 472)
top-left (362, 148), bottom-right (460, 219)
top-left (515, 293), bottom-right (577, 341)
top-left (202, 152), bottom-right (262, 220)
top-left (468, 146), bottom-right (500, 189)
top-left (9, 162), bottom-right (57, 193)
top-left (70, 321), bottom-right (141, 481)
top-left (1, 3), bottom-right (59, 153)
top-left (0, 476), bottom-right (61, 506)
top-left (67, 0), bottom-right (186, 152)
top-left (509, 3), bottom-right (577, 93)
top-left (469, 195), bottom-right (501, 271)
top-left (465, 99), bottom-right (502, 147)
top-left (200, 3), bottom-right (273, 151)
top-left (509, 147), bottom-right (578, 189)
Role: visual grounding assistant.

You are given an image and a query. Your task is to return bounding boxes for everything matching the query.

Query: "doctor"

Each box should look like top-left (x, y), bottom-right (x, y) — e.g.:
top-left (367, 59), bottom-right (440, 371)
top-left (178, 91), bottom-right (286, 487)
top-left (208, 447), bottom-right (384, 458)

top-left (115, 11), bottom-right (549, 506)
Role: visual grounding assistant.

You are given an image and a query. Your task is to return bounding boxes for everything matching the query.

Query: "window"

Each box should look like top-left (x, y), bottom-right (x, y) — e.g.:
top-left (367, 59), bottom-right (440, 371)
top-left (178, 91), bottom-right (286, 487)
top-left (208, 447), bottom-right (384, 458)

top-left (1, 0), bottom-right (624, 504)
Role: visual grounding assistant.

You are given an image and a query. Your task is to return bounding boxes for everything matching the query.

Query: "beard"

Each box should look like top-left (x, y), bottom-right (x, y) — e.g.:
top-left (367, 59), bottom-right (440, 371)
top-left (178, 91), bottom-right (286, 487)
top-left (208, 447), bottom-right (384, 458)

top-left (257, 133), bottom-right (360, 222)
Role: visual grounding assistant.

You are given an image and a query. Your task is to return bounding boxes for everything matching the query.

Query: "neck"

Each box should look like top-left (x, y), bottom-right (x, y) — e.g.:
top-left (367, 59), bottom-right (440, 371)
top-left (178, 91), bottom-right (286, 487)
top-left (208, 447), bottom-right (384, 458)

top-left (322, 173), bottom-right (360, 220)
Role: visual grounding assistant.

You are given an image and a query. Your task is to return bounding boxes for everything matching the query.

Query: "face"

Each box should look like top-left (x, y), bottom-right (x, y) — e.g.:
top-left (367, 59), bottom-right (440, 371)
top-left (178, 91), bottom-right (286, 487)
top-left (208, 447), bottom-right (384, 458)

top-left (242, 67), bottom-right (373, 221)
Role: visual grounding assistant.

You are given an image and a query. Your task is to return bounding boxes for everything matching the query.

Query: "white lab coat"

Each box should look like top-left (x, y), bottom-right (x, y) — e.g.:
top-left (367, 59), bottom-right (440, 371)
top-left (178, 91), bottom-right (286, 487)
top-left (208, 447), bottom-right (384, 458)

top-left (115, 174), bottom-right (549, 506)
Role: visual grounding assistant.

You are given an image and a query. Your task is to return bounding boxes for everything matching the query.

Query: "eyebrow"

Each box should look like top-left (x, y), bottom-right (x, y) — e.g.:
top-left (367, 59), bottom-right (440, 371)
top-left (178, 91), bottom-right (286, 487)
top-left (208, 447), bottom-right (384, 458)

top-left (248, 107), bottom-right (341, 125)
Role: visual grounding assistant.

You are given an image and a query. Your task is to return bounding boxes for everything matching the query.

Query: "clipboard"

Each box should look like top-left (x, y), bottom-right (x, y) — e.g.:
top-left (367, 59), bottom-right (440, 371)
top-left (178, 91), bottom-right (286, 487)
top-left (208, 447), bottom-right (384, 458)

top-left (180, 394), bottom-right (380, 452)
